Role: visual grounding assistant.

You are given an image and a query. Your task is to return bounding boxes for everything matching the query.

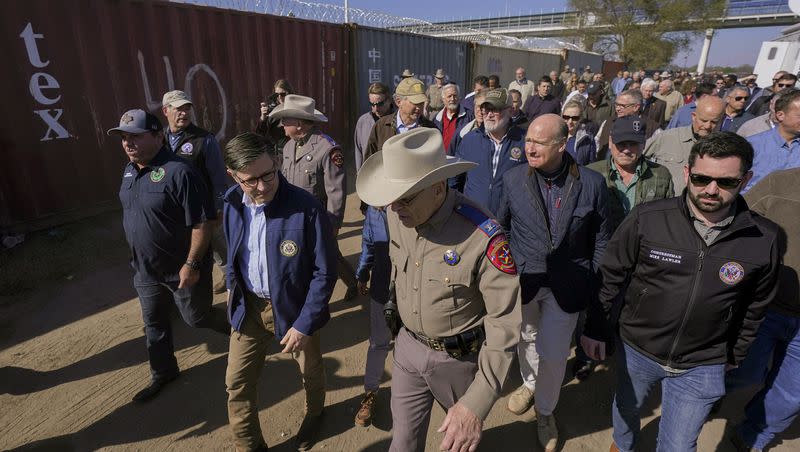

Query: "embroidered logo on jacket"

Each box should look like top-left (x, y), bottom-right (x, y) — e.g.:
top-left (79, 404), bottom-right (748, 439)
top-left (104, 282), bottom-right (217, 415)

top-left (719, 262), bottom-right (745, 285)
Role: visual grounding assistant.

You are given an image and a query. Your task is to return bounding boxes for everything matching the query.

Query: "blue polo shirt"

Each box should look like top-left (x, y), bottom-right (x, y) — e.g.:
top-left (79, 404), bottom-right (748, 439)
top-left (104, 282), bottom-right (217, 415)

top-left (119, 147), bottom-right (215, 286)
top-left (745, 128), bottom-right (800, 192)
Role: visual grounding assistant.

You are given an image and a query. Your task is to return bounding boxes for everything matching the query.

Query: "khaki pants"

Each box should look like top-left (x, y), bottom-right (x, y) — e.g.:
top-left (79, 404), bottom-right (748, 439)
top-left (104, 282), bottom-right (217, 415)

top-left (225, 294), bottom-right (325, 452)
top-left (389, 328), bottom-right (479, 452)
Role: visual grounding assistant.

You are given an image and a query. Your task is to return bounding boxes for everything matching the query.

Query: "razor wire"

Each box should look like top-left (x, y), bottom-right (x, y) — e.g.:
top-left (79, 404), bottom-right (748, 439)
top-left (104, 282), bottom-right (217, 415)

top-left (170, 0), bottom-right (582, 50)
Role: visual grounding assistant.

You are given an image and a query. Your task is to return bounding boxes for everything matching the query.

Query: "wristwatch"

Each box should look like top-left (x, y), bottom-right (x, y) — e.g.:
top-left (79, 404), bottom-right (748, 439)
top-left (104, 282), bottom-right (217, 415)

top-left (184, 259), bottom-right (201, 271)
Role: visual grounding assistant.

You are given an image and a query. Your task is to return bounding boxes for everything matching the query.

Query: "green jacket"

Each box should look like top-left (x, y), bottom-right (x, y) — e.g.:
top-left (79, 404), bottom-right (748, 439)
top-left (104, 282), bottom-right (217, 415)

top-left (587, 157), bottom-right (675, 230)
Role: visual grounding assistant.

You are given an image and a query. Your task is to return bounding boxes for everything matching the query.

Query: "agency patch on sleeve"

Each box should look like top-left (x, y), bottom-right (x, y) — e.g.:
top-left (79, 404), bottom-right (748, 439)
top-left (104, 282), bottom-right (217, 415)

top-left (330, 149), bottom-right (344, 168)
top-left (486, 234), bottom-right (517, 275)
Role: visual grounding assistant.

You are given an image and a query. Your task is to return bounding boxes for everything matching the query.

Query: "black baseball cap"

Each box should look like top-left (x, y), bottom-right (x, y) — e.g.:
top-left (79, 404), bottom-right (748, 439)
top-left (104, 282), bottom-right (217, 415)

top-left (611, 116), bottom-right (646, 145)
top-left (587, 82), bottom-right (603, 95)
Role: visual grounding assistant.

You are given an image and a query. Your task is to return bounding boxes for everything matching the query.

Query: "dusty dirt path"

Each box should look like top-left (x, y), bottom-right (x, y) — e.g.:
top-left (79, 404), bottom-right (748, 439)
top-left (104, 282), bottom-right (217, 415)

top-left (1, 192), bottom-right (798, 451)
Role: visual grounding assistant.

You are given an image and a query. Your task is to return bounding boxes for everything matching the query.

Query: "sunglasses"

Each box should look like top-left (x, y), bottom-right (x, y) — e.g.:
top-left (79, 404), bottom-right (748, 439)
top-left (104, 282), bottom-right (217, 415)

top-left (275, 91), bottom-right (288, 97)
top-left (777, 83), bottom-right (795, 88)
top-left (615, 102), bottom-right (637, 109)
top-left (562, 114), bottom-right (580, 121)
top-left (369, 99), bottom-right (388, 107)
top-left (689, 173), bottom-right (742, 189)
top-left (733, 96), bottom-right (749, 101)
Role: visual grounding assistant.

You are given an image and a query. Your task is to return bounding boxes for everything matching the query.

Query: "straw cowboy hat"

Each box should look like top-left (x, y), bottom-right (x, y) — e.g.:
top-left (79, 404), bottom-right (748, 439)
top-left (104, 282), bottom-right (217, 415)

top-left (356, 128), bottom-right (477, 207)
top-left (268, 94), bottom-right (328, 122)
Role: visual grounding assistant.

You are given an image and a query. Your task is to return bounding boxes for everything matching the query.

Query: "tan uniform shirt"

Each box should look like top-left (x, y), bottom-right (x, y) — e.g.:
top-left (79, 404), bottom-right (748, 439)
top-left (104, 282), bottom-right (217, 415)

top-left (281, 130), bottom-right (346, 228)
top-left (427, 84), bottom-right (445, 111)
top-left (643, 125), bottom-right (696, 193)
top-left (387, 190), bottom-right (521, 419)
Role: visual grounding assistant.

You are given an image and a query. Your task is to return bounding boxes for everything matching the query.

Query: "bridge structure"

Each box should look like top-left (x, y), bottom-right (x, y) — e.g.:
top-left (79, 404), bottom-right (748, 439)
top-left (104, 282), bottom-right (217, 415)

top-left (416, 0), bottom-right (798, 72)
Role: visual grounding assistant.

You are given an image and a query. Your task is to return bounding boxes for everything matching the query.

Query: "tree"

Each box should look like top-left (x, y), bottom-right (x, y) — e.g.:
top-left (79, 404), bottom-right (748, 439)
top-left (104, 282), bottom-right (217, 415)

top-left (568, 0), bottom-right (726, 69)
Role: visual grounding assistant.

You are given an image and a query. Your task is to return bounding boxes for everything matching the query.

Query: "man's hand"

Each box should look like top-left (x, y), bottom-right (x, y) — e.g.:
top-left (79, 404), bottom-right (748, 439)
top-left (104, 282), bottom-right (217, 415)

top-left (437, 402), bottom-right (482, 452)
top-left (725, 363), bottom-right (738, 372)
top-left (580, 335), bottom-right (607, 361)
top-left (178, 264), bottom-right (200, 289)
top-left (357, 281), bottom-right (369, 296)
top-left (280, 327), bottom-right (310, 353)
top-left (260, 102), bottom-right (269, 121)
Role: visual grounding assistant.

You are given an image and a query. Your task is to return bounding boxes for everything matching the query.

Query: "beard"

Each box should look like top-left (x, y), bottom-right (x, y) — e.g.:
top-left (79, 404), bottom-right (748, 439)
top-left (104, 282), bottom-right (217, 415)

top-left (446, 102), bottom-right (459, 112)
top-left (484, 115), bottom-right (510, 134)
top-left (688, 189), bottom-right (731, 213)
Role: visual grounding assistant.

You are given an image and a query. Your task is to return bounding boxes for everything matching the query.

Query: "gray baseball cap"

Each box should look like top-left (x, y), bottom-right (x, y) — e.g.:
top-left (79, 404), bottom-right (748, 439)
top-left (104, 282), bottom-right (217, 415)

top-left (107, 109), bottom-right (163, 136)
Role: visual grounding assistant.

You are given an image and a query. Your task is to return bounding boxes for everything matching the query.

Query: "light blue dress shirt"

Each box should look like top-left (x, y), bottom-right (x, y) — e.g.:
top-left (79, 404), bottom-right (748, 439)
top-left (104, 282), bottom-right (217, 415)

top-left (237, 193), bottom-right (270, 298)
top-left (744, 127), bottom-right (800, 192)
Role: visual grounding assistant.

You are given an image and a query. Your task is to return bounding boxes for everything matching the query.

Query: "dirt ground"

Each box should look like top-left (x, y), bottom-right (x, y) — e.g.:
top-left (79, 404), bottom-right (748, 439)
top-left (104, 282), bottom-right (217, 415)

top-left (1, 191), bottom-right (798, 452)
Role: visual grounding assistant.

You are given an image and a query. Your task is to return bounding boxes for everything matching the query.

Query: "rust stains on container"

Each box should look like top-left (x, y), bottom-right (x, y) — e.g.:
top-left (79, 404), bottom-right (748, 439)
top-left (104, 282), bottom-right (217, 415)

top-left (0, 0), bottom-right (348, 231)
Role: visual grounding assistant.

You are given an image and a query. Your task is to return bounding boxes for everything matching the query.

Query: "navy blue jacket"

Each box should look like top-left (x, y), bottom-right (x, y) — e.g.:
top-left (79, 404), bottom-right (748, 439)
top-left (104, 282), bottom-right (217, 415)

top-left (497, 153), bottom-right (612, 313)
top-left (451, 126), bottom-right (527, 216)
top-left (355, 206), bottom-right (391, 303)
top-left (223, 173), bottom-right (337, 338)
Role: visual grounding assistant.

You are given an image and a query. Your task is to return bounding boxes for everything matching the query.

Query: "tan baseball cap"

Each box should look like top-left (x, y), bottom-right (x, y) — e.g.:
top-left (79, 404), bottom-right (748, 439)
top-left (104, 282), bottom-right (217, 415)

top-left (162, 90), bottom-right (192, 108)
top-left (395, 77), bottom-right (427, 104)
top-left (481, 88), bottom-right (509, 109)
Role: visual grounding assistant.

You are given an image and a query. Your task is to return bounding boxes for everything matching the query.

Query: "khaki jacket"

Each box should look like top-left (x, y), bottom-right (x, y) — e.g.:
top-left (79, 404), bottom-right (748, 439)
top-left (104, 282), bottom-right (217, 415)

top-left (643, 125), bottom-right (696, 193)
top-left (281, 131), bottom-right (346, 228)
top-left (655, 90), bottom-right (684, 123)
top-left (387, 190), bottom-right (521, 419)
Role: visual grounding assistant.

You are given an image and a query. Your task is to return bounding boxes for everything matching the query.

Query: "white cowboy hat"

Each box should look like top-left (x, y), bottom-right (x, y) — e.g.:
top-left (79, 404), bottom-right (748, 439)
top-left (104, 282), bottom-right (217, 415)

top-left (356, 128), bottom-right (477, 207)
top-left (268, 94), bottom-right (328, 122)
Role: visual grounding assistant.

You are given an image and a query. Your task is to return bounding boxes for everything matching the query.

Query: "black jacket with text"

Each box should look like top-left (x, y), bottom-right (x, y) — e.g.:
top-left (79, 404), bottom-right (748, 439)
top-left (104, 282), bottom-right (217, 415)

top-left (584, 195), bottom-right (780, 369)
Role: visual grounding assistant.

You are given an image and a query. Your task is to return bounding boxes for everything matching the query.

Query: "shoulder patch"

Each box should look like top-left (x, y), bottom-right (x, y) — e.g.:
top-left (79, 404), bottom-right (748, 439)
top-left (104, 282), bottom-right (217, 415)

top-left (330, 148), bottom-right (344, 168)
top-left (486, 233), bottom-right (517, 275)
top-left (320, 133), bottom-right (337, 147)
top-left (455, 203), bottom-right (500, 237)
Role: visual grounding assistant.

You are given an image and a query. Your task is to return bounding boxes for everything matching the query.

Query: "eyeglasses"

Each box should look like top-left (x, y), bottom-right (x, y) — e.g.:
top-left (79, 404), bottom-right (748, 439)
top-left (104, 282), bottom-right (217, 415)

top-left (689, 173), bottom-right (743, 189)
top-left (395, 189), bottom-right (425, 207)
top-left (777, 83), bottom-right (795, 88)
top-left (236, 169), bottom-right (276, 188)
top-left (275, 91), bottom-right (288, 97)
top-left (369, 99), bottom-right (387, 107)
top-left (733, 96), bottom-right (749, 101)
top-left (562, 114), bottom-right (580, 121)
top-left (479, 105), bottom-right (505, 114)
top-left (615, 102), bottom-right (637, 109)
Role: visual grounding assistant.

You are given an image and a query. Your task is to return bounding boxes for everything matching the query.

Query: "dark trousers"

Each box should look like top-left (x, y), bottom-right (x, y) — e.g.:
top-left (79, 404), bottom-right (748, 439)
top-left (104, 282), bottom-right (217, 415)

top-left (135, 269), bottom-right (229, 380)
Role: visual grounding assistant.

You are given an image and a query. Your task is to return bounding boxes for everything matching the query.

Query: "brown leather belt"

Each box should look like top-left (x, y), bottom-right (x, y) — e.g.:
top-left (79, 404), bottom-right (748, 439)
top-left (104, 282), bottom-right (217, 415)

top-left (407, 326), bottom-right (485, 359)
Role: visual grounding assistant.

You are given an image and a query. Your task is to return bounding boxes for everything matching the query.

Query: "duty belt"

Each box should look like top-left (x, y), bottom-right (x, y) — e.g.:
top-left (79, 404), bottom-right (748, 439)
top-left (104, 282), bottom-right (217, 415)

top-left (407, 326), bottom-right (485, 359)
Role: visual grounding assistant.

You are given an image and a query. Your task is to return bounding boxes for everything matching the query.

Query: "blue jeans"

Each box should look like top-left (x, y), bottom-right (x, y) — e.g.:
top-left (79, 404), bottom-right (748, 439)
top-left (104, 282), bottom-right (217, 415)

top-left (135, 269), bottom-right (228, 380)
top-left (729, 309), bottom-right (800, 450)
top-left (612, 342), bottom-right (726, 452)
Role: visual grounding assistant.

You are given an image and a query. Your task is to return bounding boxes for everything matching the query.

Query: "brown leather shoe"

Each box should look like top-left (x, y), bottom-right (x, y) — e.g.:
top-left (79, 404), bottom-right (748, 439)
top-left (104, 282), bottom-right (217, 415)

top-left (609, 443), bottom-right (620, 452)
top-left (355, 391), bottom-right (377, 427)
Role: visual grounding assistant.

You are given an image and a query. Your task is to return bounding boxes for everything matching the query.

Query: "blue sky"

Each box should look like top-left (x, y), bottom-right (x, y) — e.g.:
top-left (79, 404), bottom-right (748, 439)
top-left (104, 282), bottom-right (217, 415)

top-left (332, 0), bottom-right (788, 68)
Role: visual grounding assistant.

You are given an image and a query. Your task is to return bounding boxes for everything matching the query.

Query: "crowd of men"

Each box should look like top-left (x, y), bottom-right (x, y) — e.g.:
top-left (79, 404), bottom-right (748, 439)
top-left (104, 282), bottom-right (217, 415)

top-left (106, 61), bottom-right (800, 452)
